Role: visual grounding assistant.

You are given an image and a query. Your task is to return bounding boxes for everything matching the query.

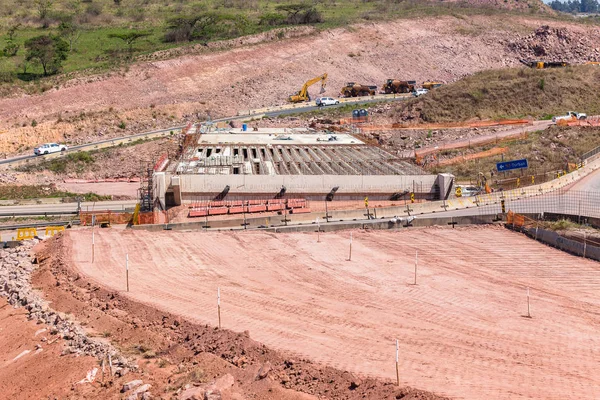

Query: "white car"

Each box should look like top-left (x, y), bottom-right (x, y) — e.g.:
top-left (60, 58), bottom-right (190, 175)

top-left (34, 143), bottom-right (68, 156)
top-left (552, 111), bottom-right (587, 123)
top-left (316, 97), bottom-right (340, 106)
top-left (456, 185), bottom-right (480, 197)
top-left (413, 88), bottom-right (429, 97)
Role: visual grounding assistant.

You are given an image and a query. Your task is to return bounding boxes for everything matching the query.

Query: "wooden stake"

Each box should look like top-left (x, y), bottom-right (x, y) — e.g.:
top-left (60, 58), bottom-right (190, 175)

top-left (526, 287), bottom-right (531, 318)
top-left (395, 339), bottom-right (400, 386)
top-left (217, 287), bottom-right (221, 329)
top-left (126, 253), bottom-right (129, 292)
top-left (108, 353), bottom-right (113, 376)
top-left (348, 232), bottom-right (352, 261)
top-left (414, 250), bottom-right (418, 285)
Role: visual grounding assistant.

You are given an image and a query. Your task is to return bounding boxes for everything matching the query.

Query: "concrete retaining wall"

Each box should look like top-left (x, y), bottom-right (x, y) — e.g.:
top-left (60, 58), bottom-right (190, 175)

top-left (173, 173), bottom-right (440, 203)
top-left (133, 214), bottom-right (502, 233)
top-left (523, 227), bottom-right (600, 261)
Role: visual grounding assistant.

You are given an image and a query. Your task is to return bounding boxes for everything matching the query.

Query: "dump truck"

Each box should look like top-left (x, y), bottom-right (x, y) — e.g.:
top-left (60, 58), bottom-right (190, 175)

top-left (422, 81), bottom-right (443, 90)
top-left (381, 79), bottom-right (416, 94)
top-left (288, 73), bottom-right (327, 103)
top-left (340, 82), bottom-right (377, 97)
top-left (520, 59), bottom-right (569, 69)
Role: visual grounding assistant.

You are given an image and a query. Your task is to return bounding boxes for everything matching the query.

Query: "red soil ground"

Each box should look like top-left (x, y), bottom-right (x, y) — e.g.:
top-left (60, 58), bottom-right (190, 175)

top-left (67, 225), bottom-right (600, 399)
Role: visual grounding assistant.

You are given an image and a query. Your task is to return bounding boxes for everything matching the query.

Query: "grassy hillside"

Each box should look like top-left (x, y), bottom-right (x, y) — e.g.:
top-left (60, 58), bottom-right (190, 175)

top-left (428, 126), bottom-right (600, 180)
top-left (398, 65), bottom-right (600, 122)
top-left (0, 0), bottom-right (553, 85)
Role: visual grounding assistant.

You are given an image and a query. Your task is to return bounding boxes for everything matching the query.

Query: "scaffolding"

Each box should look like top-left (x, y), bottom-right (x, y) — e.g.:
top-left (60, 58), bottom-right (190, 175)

top-left (139, 161), bottom-right (154, 212)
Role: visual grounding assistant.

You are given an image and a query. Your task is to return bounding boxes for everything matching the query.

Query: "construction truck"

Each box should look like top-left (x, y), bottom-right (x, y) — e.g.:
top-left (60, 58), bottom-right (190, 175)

top-left (288, 73), bottom-right (327, 103)
top-left (340, 82), bottom-right (377, 97)
top-left (422, 81), bottom-right (443, 90)
top-left (520, 59), bottom-right (569, 69)
top-left (381, 79), bottom-right (416, 94)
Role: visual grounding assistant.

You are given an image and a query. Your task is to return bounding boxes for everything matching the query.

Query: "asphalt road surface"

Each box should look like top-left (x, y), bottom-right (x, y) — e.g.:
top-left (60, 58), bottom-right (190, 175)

top-left (0, 200), bottom-right (138, 217)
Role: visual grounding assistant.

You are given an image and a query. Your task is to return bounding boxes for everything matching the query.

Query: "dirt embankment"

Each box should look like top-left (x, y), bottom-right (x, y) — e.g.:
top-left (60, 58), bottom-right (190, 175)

top-left (7, 235), bottom-right (448, 400)
top-left (1, 16), bottom-right (599, 157)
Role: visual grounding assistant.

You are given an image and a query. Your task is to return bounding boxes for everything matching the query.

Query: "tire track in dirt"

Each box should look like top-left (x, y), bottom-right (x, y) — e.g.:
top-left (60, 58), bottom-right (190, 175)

top-left (68, 226), bottom-right (600, 399)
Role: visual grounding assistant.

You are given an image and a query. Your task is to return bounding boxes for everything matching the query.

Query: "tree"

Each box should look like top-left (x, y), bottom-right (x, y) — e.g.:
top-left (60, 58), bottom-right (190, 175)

top-left (58, 21), bottom-right (81, 52)
top-left (24, 35), bottom-right (69, 76)
top-left (34, 0), bottom-right (54, 20)
top-left (275, 3), bottom-right (322, 24)
top-left (108, 31), bottom-right (151, 55)
top-left (3, 23), bottom-right (21, 57)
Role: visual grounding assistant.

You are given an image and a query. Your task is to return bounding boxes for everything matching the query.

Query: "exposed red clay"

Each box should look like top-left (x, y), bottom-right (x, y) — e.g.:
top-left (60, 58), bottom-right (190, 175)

top-left (67, 226), bottom-right (600, 399)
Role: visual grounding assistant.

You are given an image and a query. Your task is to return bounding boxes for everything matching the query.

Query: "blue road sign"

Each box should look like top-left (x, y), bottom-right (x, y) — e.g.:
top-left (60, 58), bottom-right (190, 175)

top-left (496, 159), bottom-right (528, 172)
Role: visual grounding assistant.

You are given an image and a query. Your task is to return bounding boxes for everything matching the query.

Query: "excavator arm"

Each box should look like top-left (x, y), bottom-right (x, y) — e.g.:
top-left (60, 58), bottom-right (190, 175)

top-left (289, 73), bottom-right (327, 103)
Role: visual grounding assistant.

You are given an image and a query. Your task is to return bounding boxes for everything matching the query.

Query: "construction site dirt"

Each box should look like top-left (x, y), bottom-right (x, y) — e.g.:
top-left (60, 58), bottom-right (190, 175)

top-left (63, 225), bottom-right (600, 399)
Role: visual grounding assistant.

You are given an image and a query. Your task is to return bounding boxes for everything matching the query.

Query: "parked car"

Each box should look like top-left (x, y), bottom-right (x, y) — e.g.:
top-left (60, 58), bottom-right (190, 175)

top-left (316, 97), bottom-right (340, 106)
top-left (34, 143), bottom-right (68, 156)
top-left (552, 111), bottom-right (587, 123)
top-left (413, 88), bottom-right (429, 97)
top-left (456, 185), bottom-right (481, 197)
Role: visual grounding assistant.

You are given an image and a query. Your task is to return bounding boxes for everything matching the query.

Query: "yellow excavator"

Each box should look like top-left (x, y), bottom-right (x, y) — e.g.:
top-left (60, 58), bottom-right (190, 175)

top-left (288, 73), bottom-right (327, 103)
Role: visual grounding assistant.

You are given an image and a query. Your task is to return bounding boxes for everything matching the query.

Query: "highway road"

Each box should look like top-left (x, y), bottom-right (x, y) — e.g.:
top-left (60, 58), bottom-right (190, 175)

top-left (0, 95), bottom-right (409, 168)
top-left (0, 200), bottom-right (138, 217)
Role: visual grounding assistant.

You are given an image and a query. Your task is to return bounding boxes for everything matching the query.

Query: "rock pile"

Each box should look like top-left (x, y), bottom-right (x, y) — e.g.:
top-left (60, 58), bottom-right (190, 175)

top-left (0, 241), bottom-right (125, 364)
top-left (507, 25), bottom-right (600, 64)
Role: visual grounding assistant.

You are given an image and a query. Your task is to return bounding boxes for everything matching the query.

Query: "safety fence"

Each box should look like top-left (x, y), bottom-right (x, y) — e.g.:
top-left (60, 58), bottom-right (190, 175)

top-left (470, 188), bottom-right (600, 219)
top-left (506, 210), bottom-right (600, 261)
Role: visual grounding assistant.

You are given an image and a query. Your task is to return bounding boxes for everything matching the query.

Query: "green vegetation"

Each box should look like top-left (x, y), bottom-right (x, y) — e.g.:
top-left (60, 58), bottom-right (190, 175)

top-left (0, 0), bottom-right (580, 86)
top-left (18, 151), bottom-right (95, 174)
top-left (400, 65), bottom-right (600, 122)
top-left (428, 126), bottom-right (600, 180)
top-left (0, 184), bottom-right (110, 201)
top-left (545, 219), bottom-right (580, 231)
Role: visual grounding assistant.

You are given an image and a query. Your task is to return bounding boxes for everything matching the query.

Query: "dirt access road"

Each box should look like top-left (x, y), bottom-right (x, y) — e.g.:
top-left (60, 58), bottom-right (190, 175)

top-left (68, 226), bottom-right (600, 399)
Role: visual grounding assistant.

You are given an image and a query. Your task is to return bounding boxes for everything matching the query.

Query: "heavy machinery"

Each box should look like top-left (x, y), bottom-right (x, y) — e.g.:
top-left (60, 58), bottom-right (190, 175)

top-left (288, 73), bottom-right (328, 103)
top-left (520, 59), bottom-right (569, 69)
top-left (340, 82), bottom-right (377, 97)
top-left (422, 81), bottom-right (443, 90)
top-left (381, 79), bottom-right (416, 94)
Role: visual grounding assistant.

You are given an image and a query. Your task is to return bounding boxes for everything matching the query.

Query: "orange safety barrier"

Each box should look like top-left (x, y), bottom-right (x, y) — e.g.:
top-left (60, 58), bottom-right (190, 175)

top-left (290, 208), bottom-right (311, 214)
top-left (437, 147), bottom-right (508, 166)
top-left (358, 119), bottom-right (530, 132)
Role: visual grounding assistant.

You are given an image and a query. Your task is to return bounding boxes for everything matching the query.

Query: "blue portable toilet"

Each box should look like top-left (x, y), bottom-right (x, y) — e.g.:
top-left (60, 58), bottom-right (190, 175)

top-left (242, 123), bottom-right (247, 131)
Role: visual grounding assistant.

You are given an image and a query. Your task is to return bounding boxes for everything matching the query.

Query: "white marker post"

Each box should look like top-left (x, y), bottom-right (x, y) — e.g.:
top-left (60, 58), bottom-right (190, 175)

top-left (217, 287), bottom-right (221, 329)
top-left (92, 230), bottom-right (95, 263)
top-left (526, 287), bottom-right (531, 318)
top-left (126, 253), bottom-right (129, 292)
top-left (317, 217), bottom-right (321, 243)
top-left (414, 250), bottom-right (418, 285)
top-left (583, 231), bottom-right (587, 259)
top-left (395, 339), bottom-right (400, 386)
top-left (348, 232), bottom-right (353, 261)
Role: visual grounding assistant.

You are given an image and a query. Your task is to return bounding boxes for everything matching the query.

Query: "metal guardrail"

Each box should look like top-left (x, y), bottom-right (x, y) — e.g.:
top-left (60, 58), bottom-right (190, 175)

top-left (0, 126), bottom-right (184, 169)
top-left (0, 210), bottom-right (78, 217)
top-left (582, 145), bottom-right (600, 161)
top-left (237, 93), bottom-right (412, 116)
top-left (0, 220), bottom-right (81, 231)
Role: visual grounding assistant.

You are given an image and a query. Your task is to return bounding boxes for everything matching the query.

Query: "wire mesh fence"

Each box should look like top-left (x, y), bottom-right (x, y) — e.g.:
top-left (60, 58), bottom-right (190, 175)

top-left (471, 188), bottom-right (600, 219)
